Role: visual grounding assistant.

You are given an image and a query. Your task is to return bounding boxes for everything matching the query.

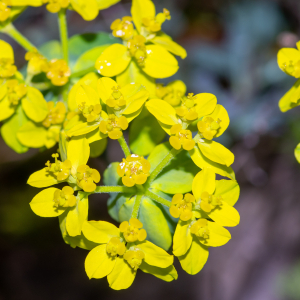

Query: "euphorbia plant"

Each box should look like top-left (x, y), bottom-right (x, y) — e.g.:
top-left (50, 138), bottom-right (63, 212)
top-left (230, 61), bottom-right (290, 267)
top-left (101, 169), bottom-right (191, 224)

top-left (0, 0), bottom-right (240, 290)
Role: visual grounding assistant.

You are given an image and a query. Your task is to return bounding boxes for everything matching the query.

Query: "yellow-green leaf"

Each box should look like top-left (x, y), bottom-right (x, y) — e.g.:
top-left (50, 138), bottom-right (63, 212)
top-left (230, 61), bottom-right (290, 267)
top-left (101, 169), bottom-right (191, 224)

top-left (17, 121), bottom-right (47, 148)
top-left (215, 179), bottom-right (240, 206)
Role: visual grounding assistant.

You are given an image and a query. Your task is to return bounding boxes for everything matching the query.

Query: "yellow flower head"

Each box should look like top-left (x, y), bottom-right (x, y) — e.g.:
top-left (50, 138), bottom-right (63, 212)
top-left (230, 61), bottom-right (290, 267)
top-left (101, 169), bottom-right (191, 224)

top-left (169, 124), bottom-right (195, 151)
top-left (25, 49), bottom-right (48, 76)
top-left (99, 114), bottom-right (128, 140)
top-left (76, 164), bottom-right (100, 192)
top-left (45, 153), bottom-right (72, 181)
top-left (78, 102), bottom-right (102, 122)
top-left (169, 193), bottom-right (195, 221)
top-left (197, 117), bottom-right (221, 140)
top-left (0, 57), bottom-right (16, 78)
top-left (42, 101), bottom-right (66, 128)
top-left (117, 154), bottom-right (151, 187)
top-left (106, 85), bottom-right (126, 110)
top-left (106, 237), bottom-right (126, 257)
top-left (6, 79), bottom-right (27, 106)
top-left (53, 186), bottom-right (76, 208)
top-left (175, 93), bottom-right (199, 121)
top-left (0, 0), bottom-right (10, 22)
top-left (156, 81), bottom-right (185, 107)
top-left (43, 59), bottom-right (71, 86)
top-left (196, 191), bottom-right (222, 213)
top-left (142, 8), bottom-right (171, 34)
top-left (127, 35), bottom-right (147, 67)
top-left (119, 218), bottom-right (147, 243)
top-left (190, 218), bottom-right (210, 240)
top-left (123, 249), bottom-right (145, 270)
top-left (43, 0), bottom-right (69, 13)
top-left (111, 16), bottom-right (134, 40)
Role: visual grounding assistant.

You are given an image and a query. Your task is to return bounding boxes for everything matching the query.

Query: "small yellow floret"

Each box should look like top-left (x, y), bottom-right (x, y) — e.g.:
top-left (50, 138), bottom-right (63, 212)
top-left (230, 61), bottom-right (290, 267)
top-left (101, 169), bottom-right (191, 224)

top-left (99, 114), bottom-right (128, 140)
top-left (43, 0), bottom-right (70, 13)
top-left (0, 0), bottom-right (11, 22)
top-left (141, 8), bottom-right (171, 33)
top-left (76, 164), bottom-right (100, 192)
top-left (78, 102), bottom-right (102, 122)
top-left (175, 93), bottom-right (199, 121)
top-left (42, 101), bottom-right (66, 128)
top-left (197, 191), bottom-right (222, 213)
top-left (43, 59), bottom-right (71, 86)
top-left (197, 117), bottom-right (221, 140)
top-left (117, 154), bottom-right (150, 187)
top-left (169, 124), bottom-right (195, 151)
top-left (6, 79), bottom-right (27, 106)
top-left (53, 186), bottom-right (76, 208)
top-left (45, 153), bottom-right (72, 181)
top-left (123, 249), bottom-right (145, 270)
top-left (156, 83), bottom-right (184, 107)
top-left (106, 86), bottom-right (126, 110)
top-left (127, 35), bottom-right (147, 67)
top-left (111, 16), bottom-right (134, 40)
top-left (169, 193), bottom-right (195, 221)
top-left (25, 49), bottom-right (48, 75)
top-left (119, 218), bottom-right (147, 243)
top-left (190, 218), bottom-right (210, 240)
top-left (106, 237), bottom-right (126, 257)
top-left (0, 57), bottom-right (16, 78)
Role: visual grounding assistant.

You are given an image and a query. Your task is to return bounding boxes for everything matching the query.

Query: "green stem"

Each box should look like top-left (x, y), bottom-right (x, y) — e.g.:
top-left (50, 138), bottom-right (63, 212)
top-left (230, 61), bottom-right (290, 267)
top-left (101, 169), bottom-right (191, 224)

top-left (118, 135), bottom-right (131, 157)
top-left (131, 194), bottom-right (143, 218)
top-left (70, 66), bottom-right (95, 79)
top-left (58, 9), bottom-right (69, 64)
top-left (1, 23), bottom-right (36, 52)
top-left (146, 148), bottom-right (181, 186)
top-left (94, 185), bottom-right (136, 194)
top-left (144, 190), bottom-right (171, 207)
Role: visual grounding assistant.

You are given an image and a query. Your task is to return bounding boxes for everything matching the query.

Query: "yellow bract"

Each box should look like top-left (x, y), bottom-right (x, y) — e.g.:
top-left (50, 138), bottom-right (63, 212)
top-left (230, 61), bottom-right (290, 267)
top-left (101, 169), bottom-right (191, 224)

top-left (43, 59), bottom-right (71, 86)
top-left (169, 193), bottom-right (195, 221)
top-left (119, 218), bottom-right (147, 242)
top-left (117, 154), bottom-right (150, 187)
top-left (0, 0), bottom-right (10, 22)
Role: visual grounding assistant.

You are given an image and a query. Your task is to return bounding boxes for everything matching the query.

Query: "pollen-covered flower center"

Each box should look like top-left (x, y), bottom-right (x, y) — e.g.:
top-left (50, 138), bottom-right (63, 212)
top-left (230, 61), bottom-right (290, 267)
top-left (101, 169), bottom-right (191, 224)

top-left (169, 124), bottom-right (195, 151)
top-left (123, 249), bottom-right (145, 271)
top-left (106, 86), bottom-right (126, 110)
top-left (106, 237), bottom-right (126, 257)
top-left (76, 164), bottom-right (100, 193)
top-left (78, 102), bottom-right (102, 122)
top-left (111, 16), bottom-right (134, 40)
top-left (43, 0), bottom-right (70, 13)
top-left (175, 93), bottom-right (199, 121)
top-left (119, 218), bottom-right (147, 243)
top-left (169, 193), bottom-right (195, 221)
top-left (43, 59), bottom-right (71, 86)
top-left (197, 191), bottom-right (222, 213)
top-left (99, 114), bottom-right (128, 140)
top-left (190, 219), bottom-right (210, 239)
top-left (197, 117), bottom-right (221, 140)
top-left (6, 79), bottom-right (27, 106)
top-left (117, 154), bottom-right (151, 187)
top-left (127, 35), bottom-right (147, 67)
top-left (281, 59), bottom-right (300, 78)
top-left (53, 186), bottom-right (76, 208)
top-left (0, 0), bottom-right (11, 22)
top-left (42, 101), bottom-right (66, 127)
top-left (0, 57), bottom-right (16, 78)
top-left (45, 153), bottom-right (72, 181)
top-left (141, 8), bottom-right (171, 35)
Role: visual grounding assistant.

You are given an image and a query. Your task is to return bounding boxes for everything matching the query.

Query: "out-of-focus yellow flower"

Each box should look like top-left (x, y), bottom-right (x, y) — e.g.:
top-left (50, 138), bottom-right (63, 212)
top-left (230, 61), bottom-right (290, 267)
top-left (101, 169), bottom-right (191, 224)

top-left (43, 0), bottom-right (69, 13)
top-left (169, 124), bottom-right (195, 151)
top-left (169, 193), bottom-right (195, 221)
top-left (156, 80), bottom-right (186, 107)
top-left (111, 16), bottom-right (134, 40)
top-left (0, 40), bottom-right (17, 78)
top-left (25, 49), bottom-right (48, 75)
top-left (117, 154), bottom-right (150, 187)
top-left (42, 101), bottom-right (66, 127)
top-left (119, 218), bottom-right (147, 242)
top-left (43, 59), bottom-right (71, 86)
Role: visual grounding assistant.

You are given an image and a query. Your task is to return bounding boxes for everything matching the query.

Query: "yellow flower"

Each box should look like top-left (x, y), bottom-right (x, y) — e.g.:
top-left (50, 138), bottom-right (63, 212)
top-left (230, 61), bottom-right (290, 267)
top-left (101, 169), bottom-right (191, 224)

top-left (43, 59), bottom-right (71, 86)
top-left (53, 185), bottom-right (77, 207)
top-left (156, 80), bottom-right (186, 107)
top-left (169, 124), bottom-right (195, 151)
top-left (45, 153), bottom-right (72, 181)
top-left (83, 220), bottom-right (177, 290)
top-left (42, 101), bottom-right (66, 127)
top-left (111, 16), bottom-right (134, 40)
top-left (76, 164), bottom-right (100, 192)
top-left (169, 193), bottom-right (195, 221)
top-left (117, 154), bottom-right (151, 187)
top-left (25, 48), bottom-right (48, 75)
top-left (197, 116), bottom-right (221, 140)
top-left (99, 114), bottom-right (128, 139)
top-left (0, 40), bottom-right (17, 78)
top-left (43, 0), bottom-right (69, 13)
top-left (119, 218), bottom-right (147, 242)
top-left (141, 8), bottom-right (170, 34)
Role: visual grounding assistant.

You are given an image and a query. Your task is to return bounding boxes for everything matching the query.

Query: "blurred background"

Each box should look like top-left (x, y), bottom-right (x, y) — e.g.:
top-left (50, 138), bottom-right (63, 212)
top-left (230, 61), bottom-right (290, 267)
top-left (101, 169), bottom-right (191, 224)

top-left (1, 0), bottom-right (300, 299)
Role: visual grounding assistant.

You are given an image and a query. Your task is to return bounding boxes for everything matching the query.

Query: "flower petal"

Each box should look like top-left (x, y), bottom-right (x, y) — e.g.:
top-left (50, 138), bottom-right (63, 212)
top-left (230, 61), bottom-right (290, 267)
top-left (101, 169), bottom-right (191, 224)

top-left (201, 221), bottom-right (231, 247)
top-left (173, 220), bottom-right (193, 257)
top-left (131, 0), bottom-right (155, 33)
top-left (67, 137), bottom-right (90, 172)
top-left (27, 168), bottom-right (58, 187)
top-left (192, 169), bottom-right (215, 200)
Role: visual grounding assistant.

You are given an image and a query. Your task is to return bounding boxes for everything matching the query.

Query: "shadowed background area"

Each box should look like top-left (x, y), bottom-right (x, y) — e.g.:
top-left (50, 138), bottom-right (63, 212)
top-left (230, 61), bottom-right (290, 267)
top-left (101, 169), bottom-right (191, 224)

top-left (1, 0), bottom-right (300, 299)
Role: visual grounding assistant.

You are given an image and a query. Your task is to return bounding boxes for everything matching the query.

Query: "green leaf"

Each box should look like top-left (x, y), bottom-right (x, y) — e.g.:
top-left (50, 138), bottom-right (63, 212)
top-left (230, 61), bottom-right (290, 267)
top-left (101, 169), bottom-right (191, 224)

top-left (149, 143), bottom-right (199, 194)
top-left (118, 197), bottom-right (134, 222)
top-left (39, 40), bottom-right (62, 60)
top-left (129, 111), bottom-right (165, 156)
top-left (1, 105), bottom-right (28, 153)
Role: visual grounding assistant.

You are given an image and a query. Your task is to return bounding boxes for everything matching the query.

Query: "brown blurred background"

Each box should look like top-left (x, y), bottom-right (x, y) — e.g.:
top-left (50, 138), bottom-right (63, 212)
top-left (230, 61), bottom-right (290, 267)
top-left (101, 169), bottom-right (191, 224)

top-left (2, 0), bottom-right (300, 299)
